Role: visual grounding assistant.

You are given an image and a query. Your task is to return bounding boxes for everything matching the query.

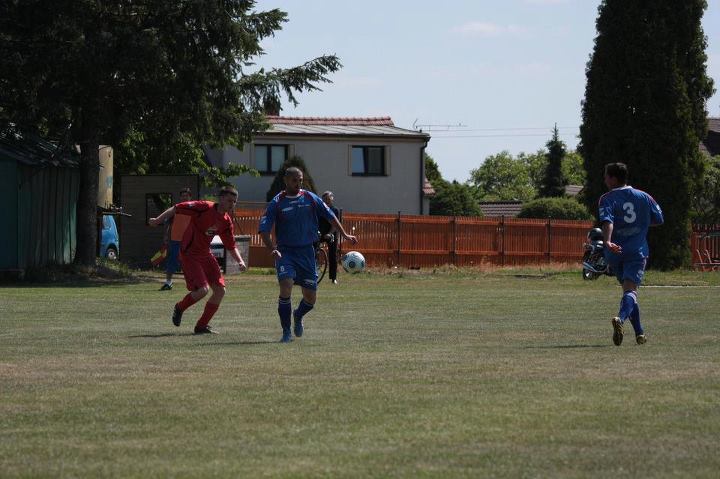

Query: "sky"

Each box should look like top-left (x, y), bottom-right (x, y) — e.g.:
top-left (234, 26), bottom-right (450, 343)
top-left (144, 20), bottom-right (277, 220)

top-left (255, 0), bottom-right (720, 183)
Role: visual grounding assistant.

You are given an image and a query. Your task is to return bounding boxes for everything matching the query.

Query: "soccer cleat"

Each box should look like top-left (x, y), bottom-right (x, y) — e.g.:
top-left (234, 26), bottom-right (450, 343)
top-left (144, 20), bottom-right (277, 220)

top-left (194, 326), bottom-right (218, 335)
top-left (611, 317), bottom-right (624, 346)
top-left (172, 304), bottom-right (183, 327)
top-left (293, 311), bottom-right (304, 338)
top-left (331, 279), bottom-right (338, 284)
top-left (280, 329), bottom-right (293, 343)
top-left (636, 334), bottom-right (647, 345)
top-left (159, 283), bottom-right (173, 291)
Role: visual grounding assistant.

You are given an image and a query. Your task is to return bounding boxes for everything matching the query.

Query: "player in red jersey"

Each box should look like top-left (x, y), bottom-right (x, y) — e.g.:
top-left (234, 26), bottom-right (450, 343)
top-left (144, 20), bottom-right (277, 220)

top-left (150, 186), bottom-right (246, 334)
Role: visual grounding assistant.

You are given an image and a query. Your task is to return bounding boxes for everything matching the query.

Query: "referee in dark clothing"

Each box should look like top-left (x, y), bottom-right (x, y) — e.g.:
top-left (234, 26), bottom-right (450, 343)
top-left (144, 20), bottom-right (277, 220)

top-left (319, 191), bottom-right (341, 284)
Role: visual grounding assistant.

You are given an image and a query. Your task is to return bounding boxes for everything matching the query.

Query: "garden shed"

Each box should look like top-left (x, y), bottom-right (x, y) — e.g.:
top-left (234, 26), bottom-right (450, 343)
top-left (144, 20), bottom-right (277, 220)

top-left (0, 129), bottom-right (80, 273)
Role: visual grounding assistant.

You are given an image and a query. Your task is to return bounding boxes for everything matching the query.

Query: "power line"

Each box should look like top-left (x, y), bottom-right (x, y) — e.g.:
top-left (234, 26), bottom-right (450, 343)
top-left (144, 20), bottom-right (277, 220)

top-left (430, 132), bottom-right (579, 138)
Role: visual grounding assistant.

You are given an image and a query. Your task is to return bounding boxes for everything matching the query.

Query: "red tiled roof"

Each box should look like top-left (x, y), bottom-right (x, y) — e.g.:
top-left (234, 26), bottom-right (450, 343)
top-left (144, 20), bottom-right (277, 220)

top-left (266, 116), bottom-right (394, 126)
top-left (478, 201), bottom-right (524, 217)
top-left (423, 178), bottom-right (436, 196)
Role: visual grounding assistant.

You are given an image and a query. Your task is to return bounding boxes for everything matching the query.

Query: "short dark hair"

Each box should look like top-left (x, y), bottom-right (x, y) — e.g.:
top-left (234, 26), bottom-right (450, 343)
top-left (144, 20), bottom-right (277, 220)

top-left (219, 185), bottom-right (238, 197)
top-left (285, 166), bottom-right (303, 177)
top-left (604, 162), bottom-right (628, 184)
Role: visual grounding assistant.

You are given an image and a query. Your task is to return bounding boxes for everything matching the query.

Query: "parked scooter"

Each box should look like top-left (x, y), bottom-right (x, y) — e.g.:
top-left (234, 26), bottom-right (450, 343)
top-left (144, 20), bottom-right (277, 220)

top-left (582, 227), bottom-right (612, 280)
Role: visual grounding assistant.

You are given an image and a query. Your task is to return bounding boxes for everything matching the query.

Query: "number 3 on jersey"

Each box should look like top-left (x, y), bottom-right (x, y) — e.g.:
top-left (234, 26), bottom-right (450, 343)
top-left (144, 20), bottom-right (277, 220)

top-left (623, 202), bottom-right (636, 223)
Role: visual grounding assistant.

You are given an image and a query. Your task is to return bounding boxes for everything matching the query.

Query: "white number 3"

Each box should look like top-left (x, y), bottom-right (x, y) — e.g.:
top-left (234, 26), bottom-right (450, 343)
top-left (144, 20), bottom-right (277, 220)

top-left (623, 202), bottom-right (636, 223)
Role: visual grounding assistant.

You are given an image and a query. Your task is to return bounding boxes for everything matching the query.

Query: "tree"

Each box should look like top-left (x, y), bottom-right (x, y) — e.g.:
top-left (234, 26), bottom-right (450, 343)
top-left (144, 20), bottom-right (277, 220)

top-left (424, 153), bottom-right (444, 184)
top-left (430, 181), bottom-right (483, 217)
top-left (538, 125), bottom-right (568, 198)
top-left (691, 154), bottom-right (720, 224)
top-left (579, 0), bottom-right (714, 269)
top-left (520, 150), bottom-right (548, 194)
top-left (517, 198), bottom-right (592, 220)
top-left (265, 156), bottom-right (319, 202)
top-left (469, 151), bottom-right (535, 201)
top-left (562, 151), bottom-right (586, 187)
top-left (0, 1), bottom-right (341, 265)
top-left (424, 153), bottom-right (482, 216)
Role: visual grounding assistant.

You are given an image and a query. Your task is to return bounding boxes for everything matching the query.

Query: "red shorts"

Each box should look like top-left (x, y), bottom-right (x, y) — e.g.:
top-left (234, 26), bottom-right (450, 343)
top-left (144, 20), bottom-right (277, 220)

top-left (180, 253), bottom-right (225, 291)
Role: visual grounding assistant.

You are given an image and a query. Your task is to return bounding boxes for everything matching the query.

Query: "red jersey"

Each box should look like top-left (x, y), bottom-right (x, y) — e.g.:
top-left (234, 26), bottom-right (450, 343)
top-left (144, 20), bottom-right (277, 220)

top-left (175, 201), bottom-right (235, 257)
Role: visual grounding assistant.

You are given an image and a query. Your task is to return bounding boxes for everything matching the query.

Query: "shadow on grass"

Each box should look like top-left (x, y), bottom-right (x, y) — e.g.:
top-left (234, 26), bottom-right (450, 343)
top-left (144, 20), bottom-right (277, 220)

top-left (523, 344), bottom-right (609, 349)
top-left (194, 340), bottom-right (279, 346)
top-left (128, 333), bottom-right (184, 338)
top-left (128, 333), bottom-right (277, 346)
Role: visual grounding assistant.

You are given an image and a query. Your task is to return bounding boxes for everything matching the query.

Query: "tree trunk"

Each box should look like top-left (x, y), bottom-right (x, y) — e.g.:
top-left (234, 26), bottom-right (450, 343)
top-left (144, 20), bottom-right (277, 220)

top-left (74, 139), bottom-right (100, 266)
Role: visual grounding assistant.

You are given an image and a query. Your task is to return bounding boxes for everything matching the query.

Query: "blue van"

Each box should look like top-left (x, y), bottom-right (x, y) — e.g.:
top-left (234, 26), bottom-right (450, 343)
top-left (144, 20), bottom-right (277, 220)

top-left (100, 215), bottom-right (120, 259)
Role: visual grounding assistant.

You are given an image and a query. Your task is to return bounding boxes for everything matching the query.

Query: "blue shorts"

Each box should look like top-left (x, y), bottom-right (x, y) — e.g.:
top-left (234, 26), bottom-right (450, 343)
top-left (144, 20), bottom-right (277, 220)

top-left (607, 254), bottom-right (647, 285)
top-left (165, 240), bottom-right (181, 274)
top-left (276, 244), bottom-right (317, 291)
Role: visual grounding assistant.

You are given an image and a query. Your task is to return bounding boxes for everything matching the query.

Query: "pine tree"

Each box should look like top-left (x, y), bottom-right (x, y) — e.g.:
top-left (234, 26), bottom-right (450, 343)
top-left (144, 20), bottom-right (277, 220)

top-left (265, 156), bottom-right (319, 202)
top-left (579, 0), bottom-right (714, 269)
top-left (539, 125), bottom-right (568, 198)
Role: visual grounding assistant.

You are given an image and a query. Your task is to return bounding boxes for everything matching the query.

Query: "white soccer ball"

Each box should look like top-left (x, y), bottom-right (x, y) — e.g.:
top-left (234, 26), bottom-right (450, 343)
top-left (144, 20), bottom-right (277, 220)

top-left (342, 251), bottom-right (366, 273)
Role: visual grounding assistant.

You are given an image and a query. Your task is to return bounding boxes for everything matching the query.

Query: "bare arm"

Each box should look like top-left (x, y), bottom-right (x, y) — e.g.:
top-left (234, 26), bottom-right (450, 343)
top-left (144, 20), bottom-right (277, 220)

top-left (260, 231), bottom-right (282, 259)
top-left (149, 206), bottom-right (176, 227)
top-left (601, 221), bottom-right (621, 254)
top-left (227, 247), bottom-right (247, 271)
top-left (331, 217), bottom-right (358, 245)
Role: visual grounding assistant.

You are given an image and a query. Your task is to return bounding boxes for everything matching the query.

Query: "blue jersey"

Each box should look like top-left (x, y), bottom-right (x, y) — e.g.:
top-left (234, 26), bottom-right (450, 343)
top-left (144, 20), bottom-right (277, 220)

top-left (259, 189), bottom-right (336, 247)
top-left (598, 186), bottom-right (664, 258)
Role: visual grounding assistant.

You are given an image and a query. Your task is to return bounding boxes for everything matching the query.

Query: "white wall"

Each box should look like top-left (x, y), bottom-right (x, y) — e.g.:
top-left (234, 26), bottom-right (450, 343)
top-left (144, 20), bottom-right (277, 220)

top-left (211, 136), bottom-right (428, 214)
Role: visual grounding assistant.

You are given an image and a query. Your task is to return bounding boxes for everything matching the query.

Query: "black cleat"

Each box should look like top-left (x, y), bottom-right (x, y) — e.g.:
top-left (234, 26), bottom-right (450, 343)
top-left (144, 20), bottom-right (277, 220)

top-left (194, 326), bottom-right (218, 335)
top-left (159, 283), bottom-right (173, 291)
top-left (293, 311), bottom-right (304, 338)
top-left (172, 304), bottom-right (183, 327)
top-left (611, 317), bottom-right (624, 346)
top-left (636, 334), bottom-right (647, 345)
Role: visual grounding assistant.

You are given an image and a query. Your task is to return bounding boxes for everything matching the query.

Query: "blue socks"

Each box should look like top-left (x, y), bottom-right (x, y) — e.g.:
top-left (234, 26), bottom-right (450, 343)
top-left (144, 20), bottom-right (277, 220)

top-left (294, 299), bottom-right (314, 320)
top-left (629, 301), bottom-right (643, 336)
top-left (278, 296), bottom-right (291, 331)
top-left (618, 290), bottom-right (643, 335)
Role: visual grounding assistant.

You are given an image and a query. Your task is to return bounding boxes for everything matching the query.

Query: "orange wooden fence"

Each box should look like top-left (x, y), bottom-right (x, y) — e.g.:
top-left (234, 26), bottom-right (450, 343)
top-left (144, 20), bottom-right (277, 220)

top-left (233, 208), bottom-right (719, 269)
top-left (690, 224), bottom-right (720, 270)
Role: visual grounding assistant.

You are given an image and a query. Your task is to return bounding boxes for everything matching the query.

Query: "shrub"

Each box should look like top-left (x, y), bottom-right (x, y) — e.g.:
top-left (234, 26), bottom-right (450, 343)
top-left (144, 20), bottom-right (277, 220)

top-left (517, 197), bottom-right (592, 220)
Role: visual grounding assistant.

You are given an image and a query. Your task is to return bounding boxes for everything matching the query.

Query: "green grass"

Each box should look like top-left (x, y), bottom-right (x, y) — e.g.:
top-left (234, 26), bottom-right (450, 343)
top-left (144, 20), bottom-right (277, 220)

top-left (1, 269), bottom-right (719, 478)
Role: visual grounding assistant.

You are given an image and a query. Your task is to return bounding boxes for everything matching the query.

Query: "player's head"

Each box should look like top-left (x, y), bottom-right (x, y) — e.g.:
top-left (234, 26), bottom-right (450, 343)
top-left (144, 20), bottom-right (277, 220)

top-left (322, 190), bottom-right (334, 205)
top-left (179, 187), bottom-right (192, 202)
top-left (219, 185), bottom-right (238, 198)
top-left (217, 185), bottom-right (238, 213)
top-left (604, 162), bottom-right (628, 189)
top-left (284, 167), bottom-right (304, 195)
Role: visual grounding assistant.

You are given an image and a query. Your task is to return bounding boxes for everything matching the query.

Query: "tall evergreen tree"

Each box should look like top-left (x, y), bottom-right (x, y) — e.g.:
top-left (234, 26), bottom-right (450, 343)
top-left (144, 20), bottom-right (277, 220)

top-left (539, 125), bottom-right (568, 197)
top-left (0, 1), bottom-right (340, 266)
top-left (579, 0), bottom-right (714, 269)
top-left (265, 156), bottom-right (318, 202)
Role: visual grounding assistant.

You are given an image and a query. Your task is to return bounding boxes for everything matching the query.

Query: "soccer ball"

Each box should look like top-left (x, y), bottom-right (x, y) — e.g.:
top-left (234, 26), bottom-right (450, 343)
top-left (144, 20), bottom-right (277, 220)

top-left (342, 251), bottom-right (365, 273)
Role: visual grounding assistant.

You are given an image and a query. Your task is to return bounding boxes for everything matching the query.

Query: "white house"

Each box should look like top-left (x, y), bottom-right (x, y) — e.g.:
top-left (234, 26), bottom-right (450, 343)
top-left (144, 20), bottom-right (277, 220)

top-left (205, 116), bottom-right (433, 214)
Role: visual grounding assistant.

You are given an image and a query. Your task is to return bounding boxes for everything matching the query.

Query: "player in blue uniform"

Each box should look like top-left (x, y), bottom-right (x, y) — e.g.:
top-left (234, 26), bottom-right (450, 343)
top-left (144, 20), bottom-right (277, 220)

top-left (598, 162), bottom-right (664, 346)
top-left (259, 167), bottom-right (358, 343)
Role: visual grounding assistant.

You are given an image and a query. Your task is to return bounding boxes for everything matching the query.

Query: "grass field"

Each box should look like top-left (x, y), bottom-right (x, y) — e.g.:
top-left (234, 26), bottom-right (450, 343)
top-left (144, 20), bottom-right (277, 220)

top-left (1, 268), bottom-right (719, 478)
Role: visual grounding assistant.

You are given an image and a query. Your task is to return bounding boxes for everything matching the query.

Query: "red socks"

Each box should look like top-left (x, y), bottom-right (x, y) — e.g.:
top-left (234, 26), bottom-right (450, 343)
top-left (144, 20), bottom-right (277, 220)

top-left (176, 293), bottom-right (199, 312)
top-left (195, 302), bottom-right (219, 330)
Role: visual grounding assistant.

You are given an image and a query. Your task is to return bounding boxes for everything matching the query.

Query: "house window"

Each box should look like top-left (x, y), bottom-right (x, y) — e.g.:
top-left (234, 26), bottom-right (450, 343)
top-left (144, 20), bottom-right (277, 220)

top-left (255, 144), bottom-right (287, 175)
top-left (352, 146), bottom-right (386, 176)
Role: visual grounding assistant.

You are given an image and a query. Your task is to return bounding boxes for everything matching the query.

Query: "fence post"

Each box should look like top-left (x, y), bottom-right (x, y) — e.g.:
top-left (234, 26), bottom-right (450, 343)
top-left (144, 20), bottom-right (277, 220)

top-left (500, 215), bottom-right (505, 266)
top-left (546, 218), bottom-right (552, 263)
top-left (396, 211), bottom-right (401, 267)
top-left (451, 216), bottom-right (457, 266)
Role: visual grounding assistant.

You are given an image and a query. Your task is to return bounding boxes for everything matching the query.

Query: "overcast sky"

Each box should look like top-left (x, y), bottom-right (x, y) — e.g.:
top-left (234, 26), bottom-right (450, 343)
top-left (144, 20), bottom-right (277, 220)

top-left (256, 0), bottom-right (720, 182)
